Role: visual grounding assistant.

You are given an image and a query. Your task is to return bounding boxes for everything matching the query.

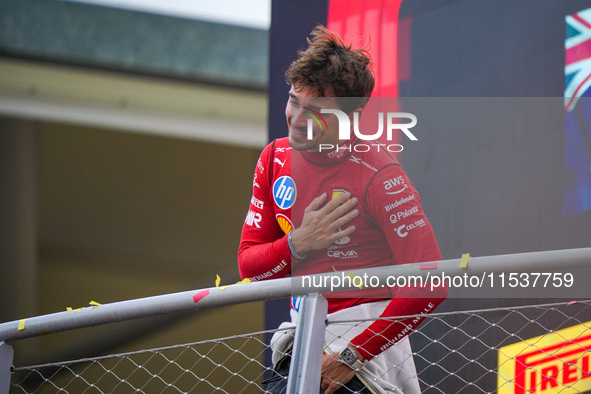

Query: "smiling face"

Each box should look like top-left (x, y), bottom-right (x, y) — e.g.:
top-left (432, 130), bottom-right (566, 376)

top-left (284, 26), bottom-right (374, 151)
top-left (286, 85), bottom-right (348, 152)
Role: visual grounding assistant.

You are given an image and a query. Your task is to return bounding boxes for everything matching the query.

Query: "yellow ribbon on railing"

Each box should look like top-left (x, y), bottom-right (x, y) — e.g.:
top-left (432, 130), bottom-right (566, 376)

top-left (215, 275), bottom-right (251, 290)
top-left (66, 301), bottom-right (102, 312)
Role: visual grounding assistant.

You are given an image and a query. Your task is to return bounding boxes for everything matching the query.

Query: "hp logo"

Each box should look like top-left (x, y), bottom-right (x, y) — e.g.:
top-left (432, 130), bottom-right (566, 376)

top-left (273, 176), bottom-right (296, 209)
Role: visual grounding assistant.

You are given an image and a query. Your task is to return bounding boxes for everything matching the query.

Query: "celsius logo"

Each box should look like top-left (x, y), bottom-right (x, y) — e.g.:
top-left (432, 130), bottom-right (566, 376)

top-left (273, 176), bottom-right (296, 209)
top-left (395, 224), bottom-right (408, 238)
top-left (305, 107), bottom-right (328, 138)
top-left (395, 219), bottom-right (426, 238)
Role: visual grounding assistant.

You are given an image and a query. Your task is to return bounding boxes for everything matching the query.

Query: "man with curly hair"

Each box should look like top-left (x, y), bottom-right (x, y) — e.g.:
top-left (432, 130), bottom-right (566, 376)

top-left (239, 25), bottom-right (447, 393)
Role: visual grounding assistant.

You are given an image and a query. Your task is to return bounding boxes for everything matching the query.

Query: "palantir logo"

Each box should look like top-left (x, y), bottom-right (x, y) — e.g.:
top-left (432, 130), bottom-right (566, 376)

top-left (273, 176), bottom-right (296, 209)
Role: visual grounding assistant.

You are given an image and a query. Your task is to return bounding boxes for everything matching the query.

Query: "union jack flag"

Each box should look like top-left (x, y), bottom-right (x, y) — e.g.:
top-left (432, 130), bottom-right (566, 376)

top-left (565, 8), bottom-right (591, 215)
top-left (565, 9), bottom-right (591, 111)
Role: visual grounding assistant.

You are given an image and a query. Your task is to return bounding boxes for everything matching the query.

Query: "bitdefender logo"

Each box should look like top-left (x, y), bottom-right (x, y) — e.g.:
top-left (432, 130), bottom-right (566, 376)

top-left (306, 108), bottom-right (418, 153)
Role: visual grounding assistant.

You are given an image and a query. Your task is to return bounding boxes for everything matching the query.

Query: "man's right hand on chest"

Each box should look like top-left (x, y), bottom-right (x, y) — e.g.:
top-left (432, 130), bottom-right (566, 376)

top-left (290, 192), bottom-right (359, 256)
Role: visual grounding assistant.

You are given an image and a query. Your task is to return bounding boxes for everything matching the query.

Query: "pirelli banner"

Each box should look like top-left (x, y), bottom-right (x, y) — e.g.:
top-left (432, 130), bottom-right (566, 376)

top-left (498, 321), bottom-right (591, 394)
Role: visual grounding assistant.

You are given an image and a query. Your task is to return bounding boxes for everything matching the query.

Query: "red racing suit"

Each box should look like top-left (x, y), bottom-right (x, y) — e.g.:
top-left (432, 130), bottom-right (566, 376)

top-left (238, 137), bottom-right (447, 361)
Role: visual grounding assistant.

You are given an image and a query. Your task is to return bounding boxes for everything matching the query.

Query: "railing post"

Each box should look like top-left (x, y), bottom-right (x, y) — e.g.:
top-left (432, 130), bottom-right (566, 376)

top-left (287, 293), bottom-right (328, 394)
top-left (0, 342), bottom-right (14, 394)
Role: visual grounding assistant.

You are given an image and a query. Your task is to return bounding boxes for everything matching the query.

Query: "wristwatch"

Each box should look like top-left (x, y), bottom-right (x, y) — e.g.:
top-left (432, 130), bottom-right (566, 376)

top-left (338, 346), bottom-right (364, 370)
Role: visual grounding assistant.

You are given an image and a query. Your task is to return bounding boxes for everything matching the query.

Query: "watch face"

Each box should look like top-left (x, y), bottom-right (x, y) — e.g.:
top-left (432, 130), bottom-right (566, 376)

top-left (341, 348), bottom-right (356, 363)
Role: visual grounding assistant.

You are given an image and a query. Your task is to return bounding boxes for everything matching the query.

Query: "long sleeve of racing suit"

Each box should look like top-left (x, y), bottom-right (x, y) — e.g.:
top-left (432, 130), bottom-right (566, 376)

top-left (238, 142), bottom-right (292, 282)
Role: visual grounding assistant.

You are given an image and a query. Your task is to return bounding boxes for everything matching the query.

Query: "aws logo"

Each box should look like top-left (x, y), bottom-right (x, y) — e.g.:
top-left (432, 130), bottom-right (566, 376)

top-left (305, 107), bottom-right (328, 138)
top-left (384, 176), bottom-right (407, 195)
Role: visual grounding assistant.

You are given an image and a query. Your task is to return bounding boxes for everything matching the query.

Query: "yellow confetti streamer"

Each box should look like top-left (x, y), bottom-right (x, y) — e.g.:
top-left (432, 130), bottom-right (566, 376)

top-left (18, 319), bottom-right (26, 331)
top-left (459, 253), bottom-right (471, 268)
top-left (347, 272), bottom-right (364, 289)
top-left (215, 274), bottom-right (221, 287)
top-left (67, 301), bottom-right (101, 312)
top-left (220, 277), bottom-right (251, 290)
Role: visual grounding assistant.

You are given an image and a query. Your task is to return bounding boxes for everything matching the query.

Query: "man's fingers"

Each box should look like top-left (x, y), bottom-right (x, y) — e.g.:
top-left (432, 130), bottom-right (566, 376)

top-left (321, 378), bottom-right (338, 394)
top-left (320, 191), bottom-right (352, 213)
top-left (305, 193), bottom-right (327, 213)
top-left (333, 196), bottom-right (359, 215)
top-left (324, 380), bottom-right (343, 394)
top-left (325, 197), bottom-right (358, 225)
top-left (329, 224), bottom-right (356, 243)
top-left (330, 208), bottom-right (359, 230)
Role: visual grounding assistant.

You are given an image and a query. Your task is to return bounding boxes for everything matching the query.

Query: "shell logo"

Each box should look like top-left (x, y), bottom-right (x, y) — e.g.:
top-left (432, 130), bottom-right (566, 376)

top-left (276, 213), bottom-right (293, 234)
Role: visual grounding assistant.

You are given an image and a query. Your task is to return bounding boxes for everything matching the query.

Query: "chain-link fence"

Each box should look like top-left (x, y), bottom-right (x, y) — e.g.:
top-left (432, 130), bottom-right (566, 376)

top-left (9, 326), bottom-right (294, 394)
top-left (9, 299), bottom-right (591, 393)
top-left (324, 299), bottom-right (591, 394)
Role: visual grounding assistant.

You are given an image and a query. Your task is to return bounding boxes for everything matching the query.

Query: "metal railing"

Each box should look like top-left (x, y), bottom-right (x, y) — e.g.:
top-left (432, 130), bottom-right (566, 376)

top-left (1, 247), bottom-right (590, 393)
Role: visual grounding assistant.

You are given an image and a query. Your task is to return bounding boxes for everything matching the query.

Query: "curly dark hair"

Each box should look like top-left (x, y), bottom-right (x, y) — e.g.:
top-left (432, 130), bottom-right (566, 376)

top-left (285, 25), bottom-right (375, 113)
